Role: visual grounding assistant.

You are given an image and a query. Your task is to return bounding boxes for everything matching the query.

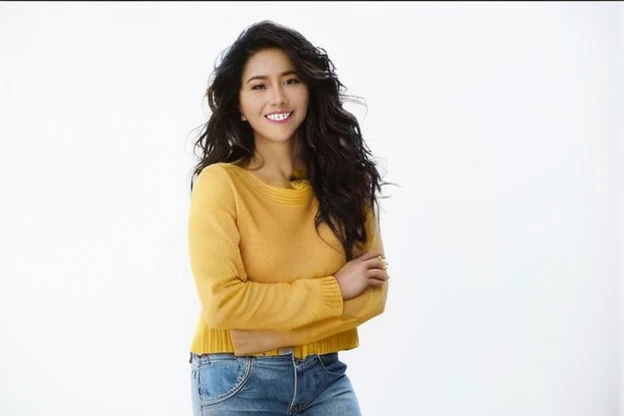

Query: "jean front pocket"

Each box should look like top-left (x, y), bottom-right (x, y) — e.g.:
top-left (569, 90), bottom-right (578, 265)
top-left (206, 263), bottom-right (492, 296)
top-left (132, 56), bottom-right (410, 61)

top-left (191, 354), bottom-right (254, 405)
top-left (316, 353), bottom-right (347, 376)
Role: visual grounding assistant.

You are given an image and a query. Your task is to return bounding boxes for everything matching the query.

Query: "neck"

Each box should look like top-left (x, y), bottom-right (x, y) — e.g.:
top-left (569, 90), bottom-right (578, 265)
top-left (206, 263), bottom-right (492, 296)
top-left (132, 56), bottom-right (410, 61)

top-left (247, 135), bottom-right (303, 181)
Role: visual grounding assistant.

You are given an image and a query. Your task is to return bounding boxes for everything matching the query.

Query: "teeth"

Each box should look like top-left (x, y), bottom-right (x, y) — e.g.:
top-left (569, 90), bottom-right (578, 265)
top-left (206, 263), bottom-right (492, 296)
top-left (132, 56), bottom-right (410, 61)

top-left (266, 112), bottom-right (291, 121)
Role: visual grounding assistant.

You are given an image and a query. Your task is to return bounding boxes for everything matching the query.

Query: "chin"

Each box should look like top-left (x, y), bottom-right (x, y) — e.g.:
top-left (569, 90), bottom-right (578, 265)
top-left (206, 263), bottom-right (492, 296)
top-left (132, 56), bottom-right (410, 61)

top-left (261, 131), bottom-right (298, 142)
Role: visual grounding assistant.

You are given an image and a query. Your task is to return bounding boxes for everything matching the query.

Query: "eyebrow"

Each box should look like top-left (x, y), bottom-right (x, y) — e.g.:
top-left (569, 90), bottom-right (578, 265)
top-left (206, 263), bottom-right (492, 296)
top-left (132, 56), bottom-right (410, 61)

top-left (246, 70), bottom-right (298, 84)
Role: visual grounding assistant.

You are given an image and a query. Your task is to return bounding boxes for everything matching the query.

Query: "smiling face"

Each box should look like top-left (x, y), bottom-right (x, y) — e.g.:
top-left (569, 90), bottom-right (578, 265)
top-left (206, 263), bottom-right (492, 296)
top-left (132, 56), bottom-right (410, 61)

top-left (239, 48), bottom-right (309, 145)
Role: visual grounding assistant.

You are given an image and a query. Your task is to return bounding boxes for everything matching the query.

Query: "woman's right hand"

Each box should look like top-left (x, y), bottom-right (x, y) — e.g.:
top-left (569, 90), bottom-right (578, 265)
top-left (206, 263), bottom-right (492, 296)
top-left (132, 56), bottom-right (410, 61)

top-left (334, 251), bottom-right (389, 301)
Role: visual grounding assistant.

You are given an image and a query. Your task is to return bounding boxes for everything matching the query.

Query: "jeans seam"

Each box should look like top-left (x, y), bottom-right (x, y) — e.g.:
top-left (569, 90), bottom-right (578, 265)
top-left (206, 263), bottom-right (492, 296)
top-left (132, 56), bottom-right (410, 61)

top-left (197, 357), bottom-right (255, 407)
top-left (316, 353), bottom-right (344, 376)
top-left (288, 353), bottom-right (298, 415)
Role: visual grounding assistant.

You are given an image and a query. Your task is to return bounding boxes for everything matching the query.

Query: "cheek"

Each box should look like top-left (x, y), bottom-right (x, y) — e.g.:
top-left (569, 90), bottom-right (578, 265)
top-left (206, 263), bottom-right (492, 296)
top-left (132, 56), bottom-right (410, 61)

top-left (301, 89), bottom-right (310, 106)
top-left (239, 93), bottom-right (258, 114)
top-left (297, 91), bottom-right (310, 114)
top-left (301, 95), bottom-right (310, 117)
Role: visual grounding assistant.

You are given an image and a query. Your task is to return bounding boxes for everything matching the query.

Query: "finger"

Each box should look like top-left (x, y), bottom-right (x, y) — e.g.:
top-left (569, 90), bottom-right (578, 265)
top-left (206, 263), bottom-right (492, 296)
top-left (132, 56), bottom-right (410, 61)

top-left (366, 269), bottom-right (390, 281)
top-left (368, 277), bottom-right (387, 286)
top-left (358, 251), bottom-right (383, 262)
top-left (377, 256), bottom-right (389, 269)
top-left (362, 256), bottom-right (388, 270)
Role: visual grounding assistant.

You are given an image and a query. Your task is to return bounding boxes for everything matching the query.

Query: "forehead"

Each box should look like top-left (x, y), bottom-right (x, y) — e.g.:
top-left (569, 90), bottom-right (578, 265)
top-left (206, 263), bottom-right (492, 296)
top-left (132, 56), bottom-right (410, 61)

top-left (241, 48), bottom-right (296, 77)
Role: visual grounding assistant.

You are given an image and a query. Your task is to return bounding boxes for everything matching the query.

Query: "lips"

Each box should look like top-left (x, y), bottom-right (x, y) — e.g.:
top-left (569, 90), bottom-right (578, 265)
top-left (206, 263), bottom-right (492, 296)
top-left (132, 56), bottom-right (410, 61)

top-left (264, 111), bottom-right (293, 123)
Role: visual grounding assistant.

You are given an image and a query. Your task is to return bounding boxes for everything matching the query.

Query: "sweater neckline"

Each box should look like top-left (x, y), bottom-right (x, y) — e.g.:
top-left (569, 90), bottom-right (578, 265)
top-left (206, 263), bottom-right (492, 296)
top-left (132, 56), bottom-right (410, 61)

top-left (224, 163), bottom-right (313, 205)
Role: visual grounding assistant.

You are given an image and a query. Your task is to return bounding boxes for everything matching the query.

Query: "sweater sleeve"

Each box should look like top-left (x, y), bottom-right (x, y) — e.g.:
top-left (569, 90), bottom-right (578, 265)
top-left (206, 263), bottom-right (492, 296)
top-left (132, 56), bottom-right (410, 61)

top-left (229, 204), bottom-right (389, 355)
top-left (229, 282), bottom-right (388, 355)
top-left (188, 165), bottom-right (344, 331)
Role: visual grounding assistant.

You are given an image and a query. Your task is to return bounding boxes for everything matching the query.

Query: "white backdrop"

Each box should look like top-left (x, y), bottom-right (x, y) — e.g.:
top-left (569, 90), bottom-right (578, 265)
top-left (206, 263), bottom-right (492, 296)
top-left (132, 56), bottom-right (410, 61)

top-left (0, 2), bottom-right (620, 415)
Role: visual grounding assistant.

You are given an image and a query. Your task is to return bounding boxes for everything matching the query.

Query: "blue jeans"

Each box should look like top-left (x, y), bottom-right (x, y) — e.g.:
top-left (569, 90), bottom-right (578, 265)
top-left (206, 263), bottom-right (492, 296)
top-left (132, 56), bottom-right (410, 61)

top-left (189, 348), bottom-right (362, 415)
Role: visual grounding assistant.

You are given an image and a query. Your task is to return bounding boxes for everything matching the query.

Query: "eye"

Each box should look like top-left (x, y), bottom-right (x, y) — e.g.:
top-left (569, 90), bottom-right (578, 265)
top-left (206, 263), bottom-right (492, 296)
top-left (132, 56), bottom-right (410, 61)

top-left (251, 84), bottom-right (266, 90)
top-left (284, 78), bottom-right (300, 85)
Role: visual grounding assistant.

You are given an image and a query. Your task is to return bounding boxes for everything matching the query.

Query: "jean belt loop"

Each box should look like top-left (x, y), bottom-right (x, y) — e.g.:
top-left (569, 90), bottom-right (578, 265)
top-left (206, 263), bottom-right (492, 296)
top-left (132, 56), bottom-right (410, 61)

top-left (278, 347), bottom-right (294, 356)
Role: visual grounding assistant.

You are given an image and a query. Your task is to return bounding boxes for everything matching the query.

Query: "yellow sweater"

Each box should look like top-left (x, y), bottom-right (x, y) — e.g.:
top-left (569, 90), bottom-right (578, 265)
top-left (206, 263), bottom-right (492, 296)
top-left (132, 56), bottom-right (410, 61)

top-left (188, 162), bottom-right (388, 359)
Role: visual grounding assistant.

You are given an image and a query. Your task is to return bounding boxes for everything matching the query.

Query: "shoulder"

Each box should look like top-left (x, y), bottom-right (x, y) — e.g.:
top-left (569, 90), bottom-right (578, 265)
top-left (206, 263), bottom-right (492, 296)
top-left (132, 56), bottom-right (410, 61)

top-left (194, 163), bottom-right (240, 189)
top-left (191, 163), bottom-right (243, 205)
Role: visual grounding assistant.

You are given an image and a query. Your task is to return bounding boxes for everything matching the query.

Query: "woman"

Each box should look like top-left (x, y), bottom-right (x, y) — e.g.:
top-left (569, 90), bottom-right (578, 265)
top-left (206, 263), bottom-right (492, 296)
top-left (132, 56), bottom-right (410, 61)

top-left (187, 20), bottom-right (391, 415)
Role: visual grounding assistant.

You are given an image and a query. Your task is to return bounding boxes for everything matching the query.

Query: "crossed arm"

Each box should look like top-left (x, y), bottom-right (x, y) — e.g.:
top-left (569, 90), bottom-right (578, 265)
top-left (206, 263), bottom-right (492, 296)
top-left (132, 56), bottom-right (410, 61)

top-left (188, 165), bottom-right (389, 356)
top-left (229, 208), bottom-right (389, 355)
top-left (229, 281), bottom-right (388, 355)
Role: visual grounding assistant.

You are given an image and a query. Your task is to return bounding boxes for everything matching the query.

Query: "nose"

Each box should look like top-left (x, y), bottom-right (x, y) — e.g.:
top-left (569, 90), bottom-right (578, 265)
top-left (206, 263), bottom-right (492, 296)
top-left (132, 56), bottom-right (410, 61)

top-left (270, 85), bottom-right (286, 107)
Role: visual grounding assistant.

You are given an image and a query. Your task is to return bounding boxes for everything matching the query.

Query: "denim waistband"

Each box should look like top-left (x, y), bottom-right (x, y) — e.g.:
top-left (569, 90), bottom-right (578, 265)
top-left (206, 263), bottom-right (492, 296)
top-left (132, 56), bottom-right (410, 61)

top-left (189, 347), bottom-right (296, 363)
top-left (277, 347), bottom-right (294, 356)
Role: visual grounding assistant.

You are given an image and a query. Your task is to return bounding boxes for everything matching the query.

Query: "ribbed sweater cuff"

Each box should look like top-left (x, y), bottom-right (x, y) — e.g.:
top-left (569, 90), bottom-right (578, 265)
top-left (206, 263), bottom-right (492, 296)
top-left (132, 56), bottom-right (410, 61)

top-left (319, 276), bottom-right (344, 318)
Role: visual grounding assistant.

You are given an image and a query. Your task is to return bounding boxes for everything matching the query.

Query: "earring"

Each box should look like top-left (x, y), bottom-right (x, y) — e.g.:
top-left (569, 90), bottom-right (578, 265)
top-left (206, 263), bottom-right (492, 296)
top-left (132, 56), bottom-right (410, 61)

top-left (241, 115), bottom-right (246, 121)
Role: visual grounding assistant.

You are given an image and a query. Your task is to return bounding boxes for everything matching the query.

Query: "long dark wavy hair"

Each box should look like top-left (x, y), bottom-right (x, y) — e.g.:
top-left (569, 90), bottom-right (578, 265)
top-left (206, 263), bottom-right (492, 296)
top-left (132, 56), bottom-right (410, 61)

top-left (190, 20), bottom-right (393, 261)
